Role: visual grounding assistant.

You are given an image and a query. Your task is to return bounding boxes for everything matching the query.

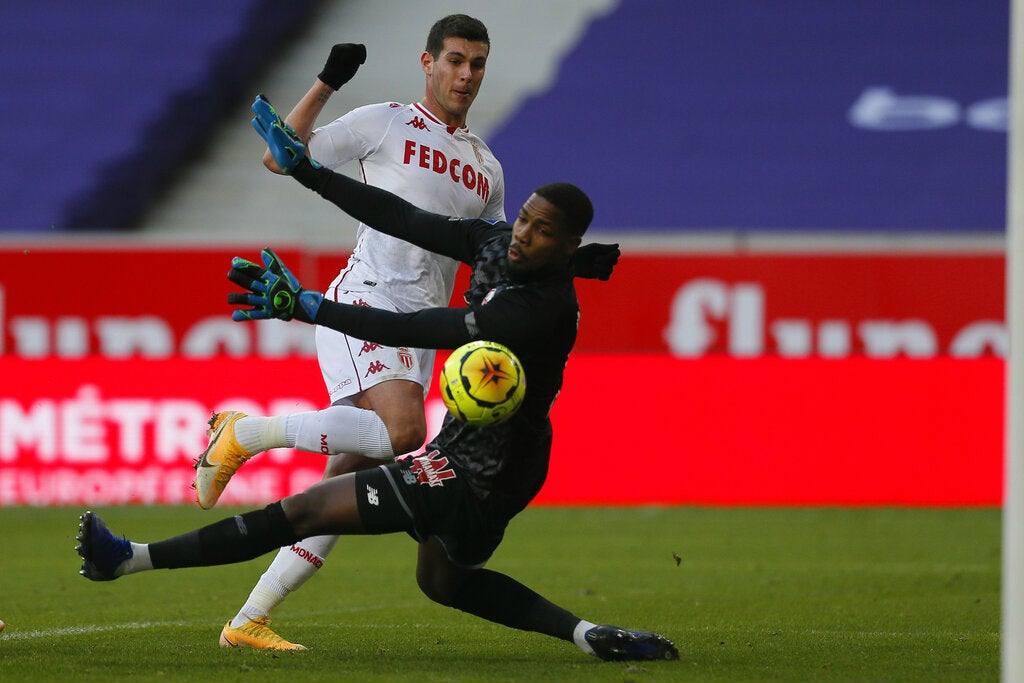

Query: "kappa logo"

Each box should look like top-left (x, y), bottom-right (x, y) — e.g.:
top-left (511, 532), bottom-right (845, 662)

top-left (410, 450), bottom-right (456, 487)
top-left (366, 484), bottom-right (380, 506)
top-left (328, 378), bottom-right (353, 395)
top-left (365, 360), bottom-right (390, 376)
top-left (406, 116), bottom-right (429, 131)
top-left (359, 341), bottom-right (383, 355)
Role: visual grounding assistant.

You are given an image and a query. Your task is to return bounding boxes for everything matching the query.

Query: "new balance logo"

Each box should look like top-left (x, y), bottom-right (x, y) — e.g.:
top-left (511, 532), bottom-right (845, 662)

top-left (366, 484), bottom-right (379, 506)
top-left (406, 116), bottom-right (429, 131)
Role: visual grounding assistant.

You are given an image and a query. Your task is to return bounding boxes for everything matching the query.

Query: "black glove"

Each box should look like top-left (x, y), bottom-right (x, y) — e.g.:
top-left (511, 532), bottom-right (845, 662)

top-left (317, 43), bottom-right (366, 90)
top-left (227, 248), bottom-right (323, 324)
top-left (571, 242), bottom-right (620, 281)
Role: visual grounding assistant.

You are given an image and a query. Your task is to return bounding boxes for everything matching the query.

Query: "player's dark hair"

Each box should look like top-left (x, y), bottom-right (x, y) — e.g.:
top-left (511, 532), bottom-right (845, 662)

top-left (425, 14), bottom-right (490, 57)
top-left (533, 182), bottom-right (594, 236)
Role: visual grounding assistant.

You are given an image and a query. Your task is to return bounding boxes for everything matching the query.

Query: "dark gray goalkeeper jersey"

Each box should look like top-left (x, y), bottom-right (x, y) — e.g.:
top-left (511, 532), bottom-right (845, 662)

top-left (294, 160), bottom-right (580, 519)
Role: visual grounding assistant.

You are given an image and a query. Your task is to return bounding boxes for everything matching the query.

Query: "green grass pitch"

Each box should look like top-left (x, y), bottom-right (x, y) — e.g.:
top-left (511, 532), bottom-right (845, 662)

top-left (0, 505), bottom-right (999, 682)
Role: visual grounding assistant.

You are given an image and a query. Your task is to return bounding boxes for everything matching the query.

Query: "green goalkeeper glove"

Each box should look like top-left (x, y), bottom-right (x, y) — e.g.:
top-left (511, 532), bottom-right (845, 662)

top-left (228, 248), bottom-right (323, 324)
top-left (250, 94), bottom-right (320, 174)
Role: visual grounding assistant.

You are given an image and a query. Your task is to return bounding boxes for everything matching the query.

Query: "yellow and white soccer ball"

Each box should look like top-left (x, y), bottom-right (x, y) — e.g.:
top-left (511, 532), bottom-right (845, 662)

top-left (440, 340), bottom-right (526, 426)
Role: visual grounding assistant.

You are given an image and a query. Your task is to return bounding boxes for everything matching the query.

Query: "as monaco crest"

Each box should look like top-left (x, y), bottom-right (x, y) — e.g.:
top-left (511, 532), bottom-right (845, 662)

top-left (397, 347), bottom-right (414, 370)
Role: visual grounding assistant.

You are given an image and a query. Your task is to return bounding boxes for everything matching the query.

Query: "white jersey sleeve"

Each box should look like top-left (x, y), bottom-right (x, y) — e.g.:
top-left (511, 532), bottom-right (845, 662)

top-left (308, 104), bottom-right (378, 169)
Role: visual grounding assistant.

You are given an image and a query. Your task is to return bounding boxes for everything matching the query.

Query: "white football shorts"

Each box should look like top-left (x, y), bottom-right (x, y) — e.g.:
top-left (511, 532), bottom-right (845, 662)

top-left (315, 285), bottom-right (435, 404)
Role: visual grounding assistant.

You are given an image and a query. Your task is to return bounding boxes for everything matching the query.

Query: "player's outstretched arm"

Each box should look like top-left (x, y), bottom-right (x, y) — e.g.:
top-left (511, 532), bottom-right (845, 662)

top-left (228, 248), bottom-right (472, 349)
top-left (262, 43), bottom-right (366, 174)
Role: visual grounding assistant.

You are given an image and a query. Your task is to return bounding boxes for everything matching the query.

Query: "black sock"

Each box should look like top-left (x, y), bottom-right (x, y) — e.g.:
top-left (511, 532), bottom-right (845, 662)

top-left (149, 502), bottom-right (299, 569)
top-left (450, 569), bottom-right (580, 641)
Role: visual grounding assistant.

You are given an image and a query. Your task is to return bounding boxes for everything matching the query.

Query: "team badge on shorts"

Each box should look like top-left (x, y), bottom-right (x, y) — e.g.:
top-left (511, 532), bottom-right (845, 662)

top-left (397, 347), bottom-right (415, 370)
top-left (409, 450), bottom-right (456, 487)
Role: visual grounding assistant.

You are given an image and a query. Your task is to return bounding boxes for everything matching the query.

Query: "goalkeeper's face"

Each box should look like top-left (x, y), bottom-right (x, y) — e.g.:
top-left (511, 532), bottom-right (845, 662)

top-left (507, 194), bottom-right (581, 276)
top-left (422, 37), bottom-right (489, 127)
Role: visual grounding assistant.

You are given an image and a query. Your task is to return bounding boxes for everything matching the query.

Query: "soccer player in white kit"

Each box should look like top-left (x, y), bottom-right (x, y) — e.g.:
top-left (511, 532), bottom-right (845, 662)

top-left (199, 15), bottom-right (618, 650)
top-left (208, 15), bottom-right (504, 650)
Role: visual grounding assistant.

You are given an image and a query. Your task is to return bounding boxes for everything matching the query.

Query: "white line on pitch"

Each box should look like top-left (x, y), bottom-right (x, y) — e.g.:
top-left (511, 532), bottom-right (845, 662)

top-left (1, 621), bottom-right (187, 640)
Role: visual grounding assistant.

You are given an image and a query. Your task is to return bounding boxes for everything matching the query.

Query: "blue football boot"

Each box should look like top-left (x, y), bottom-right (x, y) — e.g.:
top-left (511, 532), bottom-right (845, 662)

top-left (585, 624), bottom-right (680, 661)
top-left (76, 511), bottom-right (132, 581)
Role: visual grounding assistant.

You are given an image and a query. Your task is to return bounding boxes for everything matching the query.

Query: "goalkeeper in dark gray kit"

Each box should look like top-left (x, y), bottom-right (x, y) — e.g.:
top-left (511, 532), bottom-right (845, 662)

top-left (75, 96), bottom-right (677, 663)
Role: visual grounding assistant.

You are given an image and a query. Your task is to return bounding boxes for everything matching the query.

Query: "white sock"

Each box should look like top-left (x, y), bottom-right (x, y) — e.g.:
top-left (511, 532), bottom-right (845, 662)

top-left (287, 405), bottom-right (394, 459)
top-left (573, 620), bottom-right (598, 655)
top-left (233, 415), bottom-right (287, 454)
top-left (230, 535), bottom-right (340, 628)
top-left (118, 542), bottom-right (153, 576)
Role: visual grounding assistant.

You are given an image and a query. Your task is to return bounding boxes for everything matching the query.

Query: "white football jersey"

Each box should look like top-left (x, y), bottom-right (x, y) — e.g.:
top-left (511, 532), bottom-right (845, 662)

top-left (309, 101), bottom-right (506, 311)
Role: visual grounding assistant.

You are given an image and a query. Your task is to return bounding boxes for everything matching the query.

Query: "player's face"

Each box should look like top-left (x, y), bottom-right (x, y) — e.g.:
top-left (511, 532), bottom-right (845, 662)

top-left (421, 37), bottom-right (489, 128)
top-left (507, 194), bottom-right (582, 276)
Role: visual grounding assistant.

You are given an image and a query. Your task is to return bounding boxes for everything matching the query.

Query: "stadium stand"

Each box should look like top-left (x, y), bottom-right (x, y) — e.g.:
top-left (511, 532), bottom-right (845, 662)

top-left (0, 0), bottom-right (1008, 242)
top-left (488, 0), bottom-right (1009, 235)
top-left (0, 0), bottom-right (318, 232)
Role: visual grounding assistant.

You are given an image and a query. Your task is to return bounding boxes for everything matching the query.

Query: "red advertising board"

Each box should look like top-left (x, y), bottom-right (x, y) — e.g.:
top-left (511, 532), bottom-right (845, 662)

top-left (565, 252), bottom-right (1005, 357)
top-left (0, 246), bottom-right (317, 359)
top-left (0, 355), bottom-right (1002, 507)
top-left (0, 246), bottom-right (1005, 358)
top-left (0, 245), bottom-right (1004, 507)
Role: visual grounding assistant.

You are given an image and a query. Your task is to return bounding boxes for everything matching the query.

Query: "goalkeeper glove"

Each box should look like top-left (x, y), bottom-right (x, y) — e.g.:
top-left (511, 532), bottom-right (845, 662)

top-left (571, 242), bottom-right (620, 281)
top-left (228, 248), bottom-right (323, 324)
top-left (250, 94), bottom-right (320, 174)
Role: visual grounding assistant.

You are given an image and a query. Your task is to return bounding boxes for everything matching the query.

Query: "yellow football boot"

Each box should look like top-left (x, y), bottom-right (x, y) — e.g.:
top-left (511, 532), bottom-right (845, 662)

top-left (219, 617), bottom-right (306, 651)
top-left (193, 411), bottom-right (252, 509)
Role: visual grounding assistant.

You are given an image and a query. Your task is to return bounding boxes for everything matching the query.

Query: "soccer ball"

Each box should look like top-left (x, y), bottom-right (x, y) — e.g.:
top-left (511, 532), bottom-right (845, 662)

top-left (440, 340), bottom-right (526, 426)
